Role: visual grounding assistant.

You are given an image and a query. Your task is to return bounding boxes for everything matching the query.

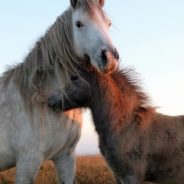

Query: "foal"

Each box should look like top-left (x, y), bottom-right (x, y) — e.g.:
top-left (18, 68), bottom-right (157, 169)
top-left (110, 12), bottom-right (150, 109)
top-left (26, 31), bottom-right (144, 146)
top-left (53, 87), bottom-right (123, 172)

top-left (48, 66), bottom-right (184, 184)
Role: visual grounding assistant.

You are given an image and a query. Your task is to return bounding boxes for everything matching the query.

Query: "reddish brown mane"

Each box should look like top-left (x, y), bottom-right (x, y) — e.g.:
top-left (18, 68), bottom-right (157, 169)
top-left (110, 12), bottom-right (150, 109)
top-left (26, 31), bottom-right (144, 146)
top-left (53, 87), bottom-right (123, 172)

top-left (88, 67), bottom-right (155, 131)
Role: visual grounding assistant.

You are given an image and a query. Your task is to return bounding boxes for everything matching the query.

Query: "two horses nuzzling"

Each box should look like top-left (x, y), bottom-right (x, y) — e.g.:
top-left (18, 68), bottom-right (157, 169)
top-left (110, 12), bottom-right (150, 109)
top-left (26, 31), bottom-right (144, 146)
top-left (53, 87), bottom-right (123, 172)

top-left (49, 65), bottom-right (184, 184)
top-left (0, 0), bottom-right (118, 183)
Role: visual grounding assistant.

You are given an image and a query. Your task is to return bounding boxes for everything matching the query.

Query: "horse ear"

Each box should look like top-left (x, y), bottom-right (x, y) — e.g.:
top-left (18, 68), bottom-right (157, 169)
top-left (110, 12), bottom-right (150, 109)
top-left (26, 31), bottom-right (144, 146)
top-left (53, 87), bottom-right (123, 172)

top-left (70, 0), bottom-right (78, 8)
top-left (98, 0), bottom-right (105, 7)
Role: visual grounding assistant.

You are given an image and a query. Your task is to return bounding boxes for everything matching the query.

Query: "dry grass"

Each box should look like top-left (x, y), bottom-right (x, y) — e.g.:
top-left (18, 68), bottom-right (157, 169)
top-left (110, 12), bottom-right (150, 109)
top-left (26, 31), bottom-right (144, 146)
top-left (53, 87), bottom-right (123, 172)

top-left (0, 155), bottom-right (115, 184)
top-left (76, 156), bottom-right (115, 184)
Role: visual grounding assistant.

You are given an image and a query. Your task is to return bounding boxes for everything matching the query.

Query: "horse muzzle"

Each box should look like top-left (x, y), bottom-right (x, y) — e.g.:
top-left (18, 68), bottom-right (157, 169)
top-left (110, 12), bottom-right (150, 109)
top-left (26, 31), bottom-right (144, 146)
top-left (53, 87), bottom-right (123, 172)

top-left (99, 48), bottom-right (119, 74)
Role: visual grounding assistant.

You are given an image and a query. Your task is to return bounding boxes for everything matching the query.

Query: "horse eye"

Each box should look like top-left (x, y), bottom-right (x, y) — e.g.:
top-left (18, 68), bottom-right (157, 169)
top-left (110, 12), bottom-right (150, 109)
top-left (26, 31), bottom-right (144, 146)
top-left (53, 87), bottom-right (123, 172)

top-left (71, 75), bottom-right (79, 81)
top-left (76, 21), bottom-right (83, 28)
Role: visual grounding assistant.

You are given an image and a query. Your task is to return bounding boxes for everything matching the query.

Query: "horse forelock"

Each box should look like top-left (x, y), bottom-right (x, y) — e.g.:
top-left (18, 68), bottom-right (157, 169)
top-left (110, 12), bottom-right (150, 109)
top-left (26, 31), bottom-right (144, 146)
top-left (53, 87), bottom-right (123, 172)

top-left (2, 7), bottom-right (81, 110)
top-left (74, 0), bottom-right (106, 20)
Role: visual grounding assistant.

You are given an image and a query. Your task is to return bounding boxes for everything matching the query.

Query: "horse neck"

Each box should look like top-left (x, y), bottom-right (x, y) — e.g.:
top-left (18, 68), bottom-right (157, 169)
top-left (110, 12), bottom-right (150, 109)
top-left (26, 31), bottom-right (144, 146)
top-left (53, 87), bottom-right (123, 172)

top-left (89, 73), bottom-right (142, 136)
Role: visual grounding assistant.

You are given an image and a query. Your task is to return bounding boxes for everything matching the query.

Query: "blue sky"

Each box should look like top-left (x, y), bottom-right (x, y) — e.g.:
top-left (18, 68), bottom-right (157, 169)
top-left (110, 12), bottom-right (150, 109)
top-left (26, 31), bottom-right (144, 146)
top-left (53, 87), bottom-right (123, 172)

top-left (0, 0), bottom-right (184, 154)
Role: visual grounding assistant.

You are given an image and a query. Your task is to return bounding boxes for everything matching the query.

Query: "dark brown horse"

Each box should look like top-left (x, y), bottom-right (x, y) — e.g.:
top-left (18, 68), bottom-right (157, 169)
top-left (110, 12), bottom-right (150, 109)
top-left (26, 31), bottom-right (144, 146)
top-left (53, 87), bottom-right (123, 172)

top-left (48, 65), bottom-right (184, 184)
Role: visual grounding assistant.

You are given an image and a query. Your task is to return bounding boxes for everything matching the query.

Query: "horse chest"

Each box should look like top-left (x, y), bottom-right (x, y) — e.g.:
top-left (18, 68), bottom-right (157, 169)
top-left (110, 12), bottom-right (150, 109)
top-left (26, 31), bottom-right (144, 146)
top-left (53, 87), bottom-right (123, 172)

top-left (39, 114), bottom-right (81, 160)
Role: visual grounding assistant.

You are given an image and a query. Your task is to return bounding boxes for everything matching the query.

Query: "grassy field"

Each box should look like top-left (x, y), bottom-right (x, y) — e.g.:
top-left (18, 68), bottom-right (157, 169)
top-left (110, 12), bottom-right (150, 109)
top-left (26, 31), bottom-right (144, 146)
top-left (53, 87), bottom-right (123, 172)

top-left (0, 155), bottom-right (115, 184)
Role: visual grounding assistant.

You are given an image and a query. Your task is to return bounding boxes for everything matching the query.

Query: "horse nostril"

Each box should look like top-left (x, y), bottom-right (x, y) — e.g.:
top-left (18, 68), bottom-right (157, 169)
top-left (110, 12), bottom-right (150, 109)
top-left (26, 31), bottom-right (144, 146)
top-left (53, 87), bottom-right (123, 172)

top-left (114, 49), bottom-right (119, 61)
top-left (71, 75), bottom-right (79, 81)
top-left (101, 49), bottom-right (107, 61)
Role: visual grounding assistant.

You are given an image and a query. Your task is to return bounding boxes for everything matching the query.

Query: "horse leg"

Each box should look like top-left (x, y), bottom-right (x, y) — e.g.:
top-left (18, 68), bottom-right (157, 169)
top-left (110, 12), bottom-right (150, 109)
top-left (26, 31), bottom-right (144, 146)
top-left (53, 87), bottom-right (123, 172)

top-left (115, 175), bottom-right (144, 184)
top-left (123, 175), bottom-right (143, 184)
top-left (115, 176), bottom-right (124, 184)
top-left (53, 152), bottom-right (76, 184)
top-left (15, 155), bottom-right (43, 184)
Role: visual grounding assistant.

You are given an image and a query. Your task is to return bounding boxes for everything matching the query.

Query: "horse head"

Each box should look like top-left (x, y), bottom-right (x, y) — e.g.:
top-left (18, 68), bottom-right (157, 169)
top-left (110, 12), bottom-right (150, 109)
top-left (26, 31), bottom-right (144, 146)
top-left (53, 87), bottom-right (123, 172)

top-left (70, 0), bottom-right (119, 73)
top-left (48, 64), bottom-right (96, 111)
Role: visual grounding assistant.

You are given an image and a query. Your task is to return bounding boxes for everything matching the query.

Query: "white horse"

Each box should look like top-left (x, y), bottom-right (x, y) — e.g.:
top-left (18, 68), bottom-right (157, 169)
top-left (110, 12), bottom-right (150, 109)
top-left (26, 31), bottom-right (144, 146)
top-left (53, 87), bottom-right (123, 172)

top-left (0, 0), bottom-right (119, 183)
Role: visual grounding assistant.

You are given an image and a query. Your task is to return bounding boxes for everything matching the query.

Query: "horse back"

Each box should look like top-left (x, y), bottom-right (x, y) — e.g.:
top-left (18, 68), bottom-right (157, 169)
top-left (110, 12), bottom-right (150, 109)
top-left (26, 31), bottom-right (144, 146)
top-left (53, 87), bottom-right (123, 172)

top-left (146, 113), bottom-right (184, 183)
